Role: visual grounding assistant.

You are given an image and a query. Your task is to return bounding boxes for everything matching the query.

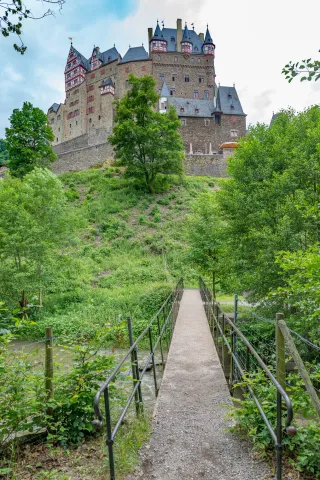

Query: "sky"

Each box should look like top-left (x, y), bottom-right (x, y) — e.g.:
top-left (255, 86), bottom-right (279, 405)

top-left (0, 0), bottom-right (320, 137)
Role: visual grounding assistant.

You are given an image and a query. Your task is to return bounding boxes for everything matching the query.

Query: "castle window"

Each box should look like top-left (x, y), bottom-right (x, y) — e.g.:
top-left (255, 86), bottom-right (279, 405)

top-left (184, 75), bottom-right (190, 82)
top-left (171, 37), bottom-right (175, 42)
top-left (172, 74), bottom-right (177, 81)
top-left (101, 69), bottom-right (105, 75)
top-left (180, 107), bottom-right (185, 113)
top-left (99, 115), bottom-right (101, 120)
top-left (174, 56), bottom-right (178, 62)
top-left (88, 106), bottom-right (95, 114)
top-left (195, 108), bottom-right (199, 113)
top-left (108, 56), bottom-right (111, 62)
top-left (204, 119), bottom-right (210, 126)
top-left (230, 129), bottom-right (238, 137)
top-left (199, 76), bottom-right (204, 83)
top-left (125, 67), bottom-right (129, 73)
top-left (193, 90), bottom-right (199, 98)
top-left (215, 114), bottom-right (221, 125)
top-left (191, 57), bottom-right (195, 63)
top-left (56, 137), bottom-right (58, 142)
top-left (157, 55), bottom-right (161, 60)
top-left (142, 65), bottom-right (146, 71)
top-left (50, 118), bottom-right (54, 124)
top-left (70, 123), bottom-right (71, 128)
top-left (126, 80), bottom-right (130, 89)
top-left (58, 127), bottom-right (60, 131)
top-left (159, 73), bottom-right (164, 80)
top-left (91, 73), bottom-right (95, 79)
top-left (194, 46), bottom-right (199, 51)
top-left (57, 115), bottom-right (61, 120)
top-left (204, 90), bottom-right (209, 100)
top-left (170, 89), bottom-right (175, 96)
top-left (231, 105), bottom-right (235, 110)
top-left (89, 118), bottom-right (92, 123)
top-left (181, 118), bottom-right (187, 126)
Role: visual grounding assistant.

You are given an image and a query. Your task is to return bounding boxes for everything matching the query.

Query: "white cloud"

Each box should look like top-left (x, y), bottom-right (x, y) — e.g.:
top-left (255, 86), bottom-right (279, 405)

top-left (3, 65), bottom-right (23, 82)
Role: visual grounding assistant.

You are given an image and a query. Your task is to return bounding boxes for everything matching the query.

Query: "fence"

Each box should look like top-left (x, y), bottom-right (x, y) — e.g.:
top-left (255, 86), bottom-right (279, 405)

top-left (199, 277), bottom-right (295, 480)
top-left (93, 278), bottom-right (184, 480)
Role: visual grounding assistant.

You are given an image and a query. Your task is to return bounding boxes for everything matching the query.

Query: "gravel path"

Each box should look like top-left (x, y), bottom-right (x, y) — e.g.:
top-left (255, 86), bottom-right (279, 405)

top-left (129, 289), bottom-right (272, 480)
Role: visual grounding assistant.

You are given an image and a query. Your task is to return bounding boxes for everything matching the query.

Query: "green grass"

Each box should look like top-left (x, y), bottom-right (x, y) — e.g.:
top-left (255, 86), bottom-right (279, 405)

top-left (25, 169), bottom-right (216, 341)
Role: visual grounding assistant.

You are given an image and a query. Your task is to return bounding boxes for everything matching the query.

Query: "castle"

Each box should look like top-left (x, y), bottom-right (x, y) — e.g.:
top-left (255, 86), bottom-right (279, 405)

top-left (48, 19), bottom-right (246, 173)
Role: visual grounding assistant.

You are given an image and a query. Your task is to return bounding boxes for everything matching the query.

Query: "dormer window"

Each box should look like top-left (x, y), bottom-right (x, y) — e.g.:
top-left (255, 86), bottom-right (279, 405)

top-left (194, 46), bottom-right (199, 51)
top-left (195, 108), bottom-right (199, 113)
top-left (108, 56), bottom-right (111, 62)
top-left (171, 37), bottom-right (175, 42)
top-left (180, 107), bottom-right (185, 113)
top-left (231, 105), bottom-right (235, 110)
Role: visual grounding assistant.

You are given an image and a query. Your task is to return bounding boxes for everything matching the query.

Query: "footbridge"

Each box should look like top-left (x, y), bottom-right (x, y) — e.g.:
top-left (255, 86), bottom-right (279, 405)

top-left (93, 279), bottom-right (294, 480)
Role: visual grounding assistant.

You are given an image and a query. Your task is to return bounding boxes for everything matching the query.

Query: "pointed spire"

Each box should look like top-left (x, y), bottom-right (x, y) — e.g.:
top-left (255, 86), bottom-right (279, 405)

top-left (182, 23), bottom-right (192, 42)
top-left (160, 79), bottom-right (170, 98)
top-left (204, 25), bottom-right (213, 44)
top-left (152, 21), bottom-right (163, 39)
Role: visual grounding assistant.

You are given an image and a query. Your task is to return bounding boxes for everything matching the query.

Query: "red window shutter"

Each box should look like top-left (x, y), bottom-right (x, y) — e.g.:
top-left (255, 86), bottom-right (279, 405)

top-left (125, 67), bottom-right (129, 73)
top-left (100, 69), bottom-right (105, 75)
top-left (91, 73), bottom-right (95, 79)
top-left (92, 106), bottom-right (95, 113)
top-left (92, 95), bottom-right (94, 101)
top-left (86, 108), bottom-right (89, 115)
top-left (142, 66), bottom-right (146, 71)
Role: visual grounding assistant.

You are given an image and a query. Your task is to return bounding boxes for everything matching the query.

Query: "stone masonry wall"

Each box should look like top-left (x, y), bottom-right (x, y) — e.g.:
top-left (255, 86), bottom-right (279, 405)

top-left (51, 142), bottom-right (113, 174)
top-left (54, 133), bottom-right (89, 155)
top-left (184, 154), bottom-right (228, 177)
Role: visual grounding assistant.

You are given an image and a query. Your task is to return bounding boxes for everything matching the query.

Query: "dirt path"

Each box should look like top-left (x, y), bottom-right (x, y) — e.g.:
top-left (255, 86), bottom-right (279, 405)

top-left (128, 289), bottom-right (272, 480)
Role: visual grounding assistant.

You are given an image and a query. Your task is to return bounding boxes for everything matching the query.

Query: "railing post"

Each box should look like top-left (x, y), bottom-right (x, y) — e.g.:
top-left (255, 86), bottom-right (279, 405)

top-left (157, 314), bottom-right (165, 370)
top-left (127, 317), bottom-right (143, 416)
top-left (148, 327), bottom-right (158, 396)
top-left (104, 387), bottom-right (116, 480)
top-left (45, 327), bottom-right (54, 417)
top-left (230, 327), bottom-right (234, 392)
top-left (276, 312), bottom-right (285, 480)
top-left (221, 314), bottom-right (225, 372)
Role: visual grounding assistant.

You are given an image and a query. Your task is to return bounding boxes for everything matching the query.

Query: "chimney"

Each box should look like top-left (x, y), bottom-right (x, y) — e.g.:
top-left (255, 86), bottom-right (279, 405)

top-left (176, 18), bottom-right (182, 52)
top-left (148, 27), bottom-right (153, 54)
top-left (199, 32), bottom-right (204, 42)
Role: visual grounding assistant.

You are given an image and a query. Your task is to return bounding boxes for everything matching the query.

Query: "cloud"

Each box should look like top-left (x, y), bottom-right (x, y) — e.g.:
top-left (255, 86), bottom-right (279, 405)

top-left (3, 65), bottom-right (23, 82)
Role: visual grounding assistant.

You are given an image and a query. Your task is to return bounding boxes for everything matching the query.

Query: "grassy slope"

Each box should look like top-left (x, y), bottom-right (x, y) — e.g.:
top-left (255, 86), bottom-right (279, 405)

top-left (27, 168), bottom-right (215, 341)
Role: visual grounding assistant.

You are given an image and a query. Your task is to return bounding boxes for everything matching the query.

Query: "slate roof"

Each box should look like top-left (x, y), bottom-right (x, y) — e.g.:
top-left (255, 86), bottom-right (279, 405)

top-left (71, 46), bottom-right (90, 71)
top-left (101, 47), bottom-right (120, 65)
top-left (204, 26), bottom-right (214, 45)
top-left (160, 80), bottom-right (170, 97)
top-left (101, 77), bottom-right (114, 86)
top-left (162, 27), bottom-right (203, 53)
top-left (151, 22), bottom-right (165, 41)
top-left (49, 103), bottom-right (60, 112)
top-left (120, 46), bottom-right (149, 64)
top-left (216, 86), bottom-right (245, 116)
top-left (270, 112), bottom-right (279, 126)
top-left (182, 24), bottom-right (192, 42)
top-left (167, 98), bottom-right (215, 117)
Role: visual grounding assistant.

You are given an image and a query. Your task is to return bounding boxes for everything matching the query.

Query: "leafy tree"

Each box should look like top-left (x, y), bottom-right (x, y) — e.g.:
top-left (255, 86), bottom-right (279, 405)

top-left (0, 139), bottom-right (8, 165)
top-left (6, 101), bottom-right (56, 178)
top-left (216, 106), bottom-right (320, 301)
top-left (186, 192), bottom-right (225, 298)
top-left (282, 56), bottom-right (320, 82)
top-left (0, 168), bottom-right (74, 306)
top-left (0, 0), bottom-right (65, 54)
top-left (109, 74), bottom-right (184, 193)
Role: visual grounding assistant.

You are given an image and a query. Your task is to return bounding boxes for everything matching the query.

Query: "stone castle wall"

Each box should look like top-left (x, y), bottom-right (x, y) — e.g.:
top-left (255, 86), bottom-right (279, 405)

top-left (184, 154), bottom-right (228, 177)
top-left (51, 142), bottom-right (113, 174)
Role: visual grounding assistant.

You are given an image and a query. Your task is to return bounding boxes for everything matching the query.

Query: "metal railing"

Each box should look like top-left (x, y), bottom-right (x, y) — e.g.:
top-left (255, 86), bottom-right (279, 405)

top-left (199, 277), bottom-right (295, 480)
top-left (93, 278), bottom-right (184, 480)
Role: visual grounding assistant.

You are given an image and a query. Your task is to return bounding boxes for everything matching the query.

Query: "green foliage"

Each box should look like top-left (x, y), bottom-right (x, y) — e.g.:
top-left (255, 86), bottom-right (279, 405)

top-left (6, 102), bottom-right (56, 178)
top-left (0, 0), bottom-right (65, 54)
top-left (109, 74), bottom-right (185, 193)
top-left (216, 106), bottom-right (320, 302)
top-left (186, 192), bottom-right (226, 297)
top-left (231, 369), bottom-right (320, 478)
top-left (0, 168), bottom-right (76, 306)
top-left (283, 57), bottom-right (320, 82)
top-left (0, 139), bottom-right (8, 165)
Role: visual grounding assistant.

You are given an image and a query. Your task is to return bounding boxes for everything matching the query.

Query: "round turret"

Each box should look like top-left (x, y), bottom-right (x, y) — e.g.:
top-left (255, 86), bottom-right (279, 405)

top-left (203, 25), bottom-right (215, 56)
top-left (181, 23), bottom-right (192, 54)
top-left (150, 21), bottom-right (167, 53)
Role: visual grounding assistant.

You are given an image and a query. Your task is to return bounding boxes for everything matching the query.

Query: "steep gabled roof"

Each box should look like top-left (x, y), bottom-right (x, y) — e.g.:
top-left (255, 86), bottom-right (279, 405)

top-left (120, 46), bottom-right (149, 64)
top-left (71, 45), bottom-right (90, 70)
top-left (151, 22), bottom-right (165, 41)
top-left (216, 86), bottom-right (246, 116)
top-left (182, 24), bottom-right (192, 43)
top-left (101, 47), bottom-right (120, 65)
top-left (204, 26), bottom-right (214, 45)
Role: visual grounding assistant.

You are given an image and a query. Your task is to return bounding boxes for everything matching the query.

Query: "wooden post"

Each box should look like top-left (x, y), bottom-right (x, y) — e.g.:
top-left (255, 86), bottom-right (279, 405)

top-left (276, 313), bottom-right (286, 390)
top-left (45, 327), bottom-right (54, 416)
top-left (279, 319), bottom-right (320, 420)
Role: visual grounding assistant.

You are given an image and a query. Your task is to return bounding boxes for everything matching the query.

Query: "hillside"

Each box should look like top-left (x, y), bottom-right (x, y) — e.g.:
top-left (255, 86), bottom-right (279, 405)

top-left (26, 168), bottom-right (215, 340)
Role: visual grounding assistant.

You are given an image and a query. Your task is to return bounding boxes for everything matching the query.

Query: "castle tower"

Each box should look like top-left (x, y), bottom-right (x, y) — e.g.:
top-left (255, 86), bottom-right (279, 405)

top-left (64, 44), bottom-right (89, 92)
top-left (203, 25), bottom-right (215, 56)
top-left (90, 46), bottom-right (103, 71)
top-left (150, 21), bottom-right (167, 53)
top-left (181, 23), bottom-right (193, 54)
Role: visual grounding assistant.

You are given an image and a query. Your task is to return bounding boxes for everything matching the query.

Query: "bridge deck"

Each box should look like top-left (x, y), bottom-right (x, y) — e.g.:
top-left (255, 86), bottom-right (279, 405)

top-left (130, 289), bottom-right (271, 479)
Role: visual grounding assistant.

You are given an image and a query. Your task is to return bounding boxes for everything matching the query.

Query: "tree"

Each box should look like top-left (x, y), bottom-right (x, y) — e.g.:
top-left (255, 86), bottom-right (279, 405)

top-left (109, 74), bottom-right (184, 193)
top-left (186, 192), bottom-right (225, 298)
top-left (216, 106), bottom-right (320, 301)
top-left (0, 0), bottom-right (65, 54)
top-left (0, 168), bottom-right (74, 306)
top-left (6, 101), bottom-right (56, 178)
top-left (282, 56), bottom-right (320, 82)
top-left (0, 139), bottom-right (8, 165)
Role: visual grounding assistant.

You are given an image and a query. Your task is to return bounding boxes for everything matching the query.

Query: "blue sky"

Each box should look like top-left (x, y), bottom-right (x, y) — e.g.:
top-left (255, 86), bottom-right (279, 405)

top-left (1, 0), bottom-right (320, 137)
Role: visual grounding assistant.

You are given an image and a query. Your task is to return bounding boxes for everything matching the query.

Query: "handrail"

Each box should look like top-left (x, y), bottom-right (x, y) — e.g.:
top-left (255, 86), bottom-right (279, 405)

top-left (199, 277), bottom-right (295, 480)
top-left (93, 278), bottom-right (184, 480)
